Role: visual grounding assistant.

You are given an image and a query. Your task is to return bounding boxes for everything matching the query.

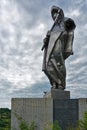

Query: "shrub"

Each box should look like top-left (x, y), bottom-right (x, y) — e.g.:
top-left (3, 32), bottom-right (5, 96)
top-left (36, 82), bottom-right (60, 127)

top-left (14, 112), bottom-right (37, 130)
top-left (79, 112), bottom-right (87, 130)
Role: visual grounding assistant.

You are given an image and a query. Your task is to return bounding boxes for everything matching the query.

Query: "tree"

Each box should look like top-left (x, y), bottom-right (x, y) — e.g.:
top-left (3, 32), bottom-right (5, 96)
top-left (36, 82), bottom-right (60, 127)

top-left (52, 121), bottom-right (61, 130)
top-left (0, 108), bottom-right (11, 130)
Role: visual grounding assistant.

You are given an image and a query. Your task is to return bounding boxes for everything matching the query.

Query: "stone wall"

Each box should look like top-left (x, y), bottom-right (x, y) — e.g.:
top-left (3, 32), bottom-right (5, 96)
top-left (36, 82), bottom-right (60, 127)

top-left (53, 99), bottom-right (78, 130)
top-left (78, 98), bottom-right (87, 120)
top-left (11, 98), bottom-right (53, 130)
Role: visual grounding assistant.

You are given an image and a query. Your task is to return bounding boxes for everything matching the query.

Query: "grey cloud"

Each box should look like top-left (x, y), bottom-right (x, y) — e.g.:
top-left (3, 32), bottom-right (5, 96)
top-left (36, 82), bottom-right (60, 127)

top-left (65, 0), bottom-right (87, 92)
top-left (8, 81), bottom-right (50, 99)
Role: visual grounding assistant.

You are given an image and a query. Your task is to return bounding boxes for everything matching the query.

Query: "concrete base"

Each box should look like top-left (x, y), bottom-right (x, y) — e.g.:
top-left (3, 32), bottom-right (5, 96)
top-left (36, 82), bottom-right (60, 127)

top-left (11, 98), bottom-right (53, 130)
top-left (44, 89), bottom-right (70, 99)
top-left (53, 99), bottom-right (78, 130)
top-left (78, 98), bottom-right (87, 120)
top-left (51, 89), bottom-right (70, 99)
top-left (11, 98), bottom-right (80, 130)
top-left (11, 90), bottom-right (87, 130)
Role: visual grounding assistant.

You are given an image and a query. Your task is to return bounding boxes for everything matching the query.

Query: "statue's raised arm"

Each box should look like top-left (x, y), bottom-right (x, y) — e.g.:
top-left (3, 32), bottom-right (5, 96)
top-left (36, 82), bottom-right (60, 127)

top-left (42, 5), bottom-right (76, 90)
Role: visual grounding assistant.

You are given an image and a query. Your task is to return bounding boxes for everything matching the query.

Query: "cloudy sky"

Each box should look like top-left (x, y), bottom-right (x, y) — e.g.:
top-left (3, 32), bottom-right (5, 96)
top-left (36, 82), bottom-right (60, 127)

top-left (0, 0), bottom-right (87, 108)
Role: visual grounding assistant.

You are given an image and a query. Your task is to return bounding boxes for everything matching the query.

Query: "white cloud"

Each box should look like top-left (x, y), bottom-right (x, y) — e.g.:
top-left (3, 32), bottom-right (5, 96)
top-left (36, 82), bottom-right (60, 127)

top-left (0, 98), bottom-right (11, 108)
top-left (68, 9), bottom-right (80, 17)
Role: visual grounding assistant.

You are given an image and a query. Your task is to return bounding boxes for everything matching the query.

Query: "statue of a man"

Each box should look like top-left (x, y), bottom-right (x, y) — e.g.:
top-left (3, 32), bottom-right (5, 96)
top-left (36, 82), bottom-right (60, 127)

top-left (42, 6), bottom-right (76, 90)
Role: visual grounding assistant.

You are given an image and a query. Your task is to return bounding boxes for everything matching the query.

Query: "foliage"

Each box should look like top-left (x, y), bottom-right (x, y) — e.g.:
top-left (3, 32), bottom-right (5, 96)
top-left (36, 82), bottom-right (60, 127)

top-left (44, 120), bottom-right (61, 130)
top-left (44, 121), bottom-right (53, 130)
top-left (67, 127), bottom-right (80, 130)
top-left (14, 112), bottom-right (37, 130)
top-left (79, 112), bottom-right (87, 130)
top-left (28, 122), bottom-right (37, 130)
top-left (52, 121), bottom-right (61, 130)
top-left (15, 113), bottom-right (61, 130)
top-left (0, 108), bottom-right (11, 130)
top-left (67, 112), bottom-right (87, 130)
top-left (1, 107), bottom-right (87, 130)
top-left (19, 120), bottom-right (29, 130)
top-left (19, 121), bottom-right (37, 130)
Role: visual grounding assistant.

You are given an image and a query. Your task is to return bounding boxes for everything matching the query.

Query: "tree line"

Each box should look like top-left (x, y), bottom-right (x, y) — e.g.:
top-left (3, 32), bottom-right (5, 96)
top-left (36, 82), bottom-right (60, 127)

top-left (0, 108), bottom-right (11, 130)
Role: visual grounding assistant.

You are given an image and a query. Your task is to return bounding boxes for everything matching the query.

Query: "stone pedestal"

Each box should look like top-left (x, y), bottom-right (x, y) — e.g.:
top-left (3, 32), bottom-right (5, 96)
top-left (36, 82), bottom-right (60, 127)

top-left (11, 90), bottom-right (87, 130)
top-left (44, 89), bottom-right (70, 99)
top-left (51, 89), bottom-right (70, 99)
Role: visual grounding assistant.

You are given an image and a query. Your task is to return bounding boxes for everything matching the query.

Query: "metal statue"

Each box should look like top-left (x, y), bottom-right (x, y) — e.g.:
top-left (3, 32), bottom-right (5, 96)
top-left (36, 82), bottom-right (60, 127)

top-left (42, 6), bottom-right (76, 90)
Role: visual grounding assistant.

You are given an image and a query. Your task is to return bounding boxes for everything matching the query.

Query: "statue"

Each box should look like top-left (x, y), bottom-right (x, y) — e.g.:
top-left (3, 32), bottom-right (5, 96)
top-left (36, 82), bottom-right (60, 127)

top-left (42, 6), bottom-right (76, 90)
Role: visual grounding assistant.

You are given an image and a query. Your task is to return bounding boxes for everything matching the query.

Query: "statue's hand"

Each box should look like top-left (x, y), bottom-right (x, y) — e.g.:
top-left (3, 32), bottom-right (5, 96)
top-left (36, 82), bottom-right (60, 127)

top-left (46, 30), bottom-right (51, 36)
top-left (43, 37), bottom-right (49, 44)
top-left (41, 31), bottom-right (51, 51)
top-left (43, 30), bottom-right (50, 44)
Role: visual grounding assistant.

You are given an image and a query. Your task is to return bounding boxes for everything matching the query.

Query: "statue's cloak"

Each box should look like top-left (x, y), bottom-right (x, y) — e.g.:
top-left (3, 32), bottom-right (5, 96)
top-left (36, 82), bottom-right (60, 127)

top-left (42, 18), bottom-right (75, 88)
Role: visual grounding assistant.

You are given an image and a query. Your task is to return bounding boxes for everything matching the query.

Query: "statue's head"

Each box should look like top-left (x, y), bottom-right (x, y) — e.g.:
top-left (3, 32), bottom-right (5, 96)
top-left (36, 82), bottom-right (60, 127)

top-left (51, 5), bottom-right (64, 22)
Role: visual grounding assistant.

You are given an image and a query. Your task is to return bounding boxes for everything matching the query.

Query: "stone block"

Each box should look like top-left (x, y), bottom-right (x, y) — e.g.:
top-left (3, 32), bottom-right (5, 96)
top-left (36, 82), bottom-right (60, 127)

top-left (11, 98), bottom-right (53, 130)
top-left (44, 89), bottom-right (70, 99)
top-left (53, 99), bottom-right (78, 130)
top-left (11, 97), bottom-right (87, 130)
top-left (78, 98), bottom-right (87, 120)
top-left (51, 89), bottom-right (70, 99)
